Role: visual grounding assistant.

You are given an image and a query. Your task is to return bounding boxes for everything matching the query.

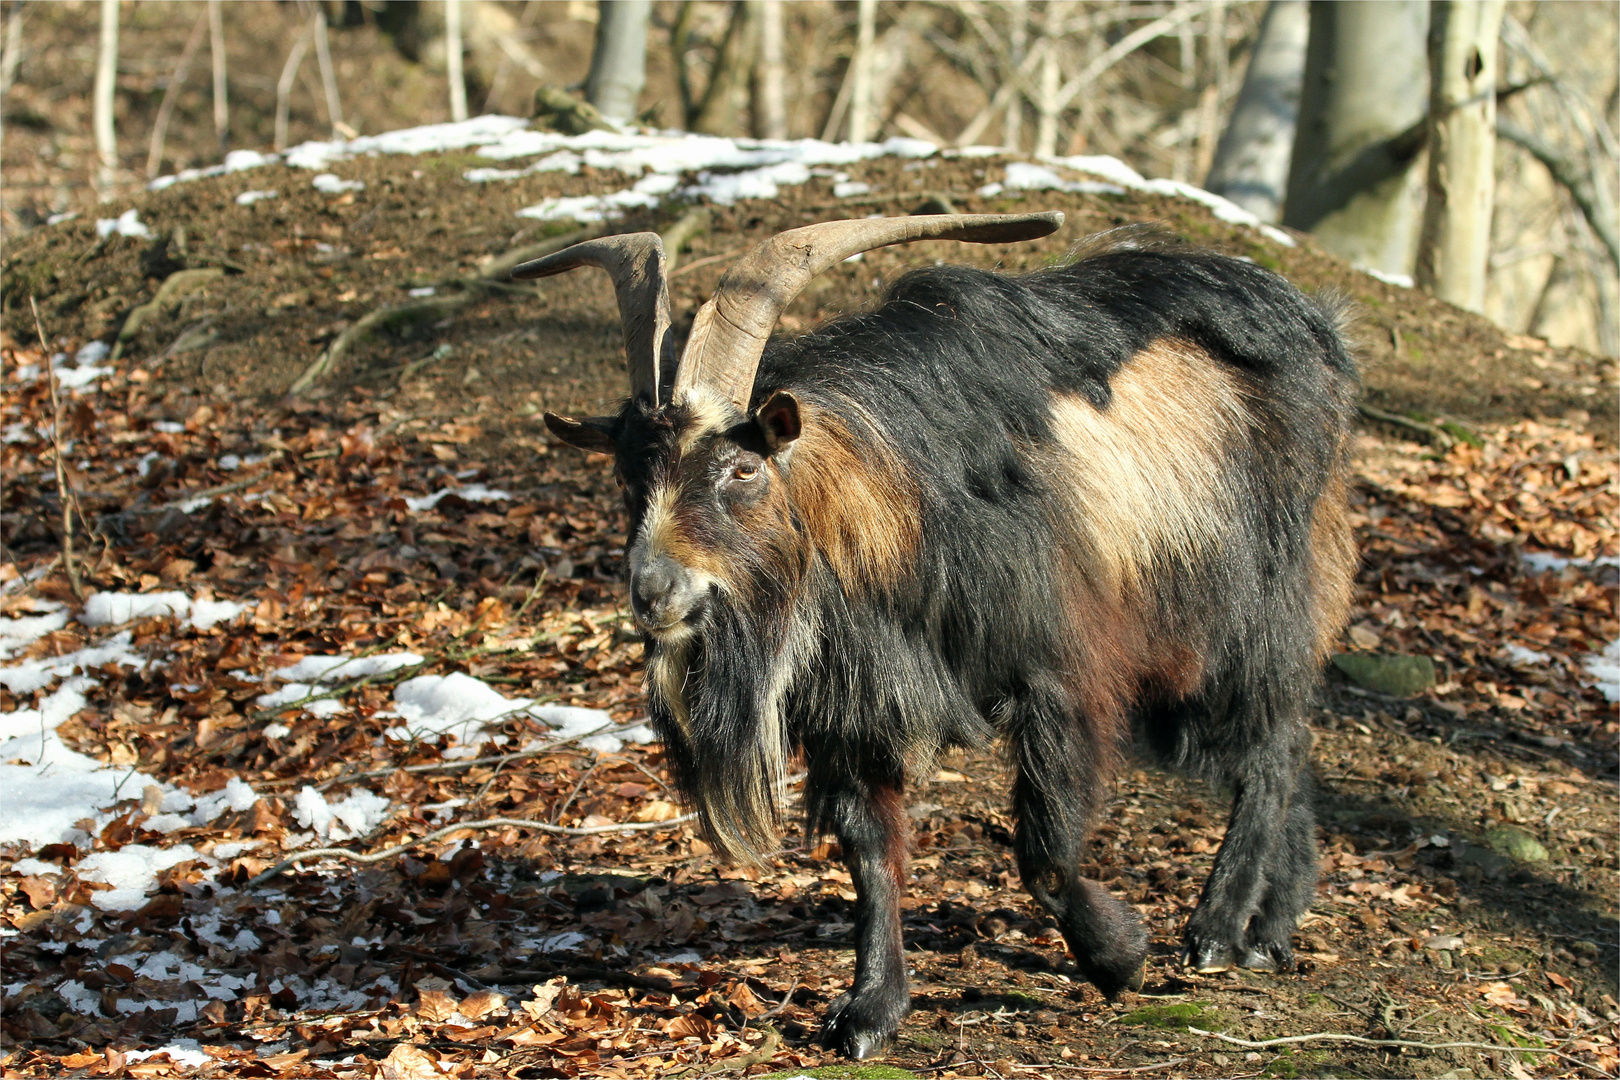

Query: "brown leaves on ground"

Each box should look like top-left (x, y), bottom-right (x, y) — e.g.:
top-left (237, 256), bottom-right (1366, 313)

top-left (0, 323), bottom-right (1616, 1079)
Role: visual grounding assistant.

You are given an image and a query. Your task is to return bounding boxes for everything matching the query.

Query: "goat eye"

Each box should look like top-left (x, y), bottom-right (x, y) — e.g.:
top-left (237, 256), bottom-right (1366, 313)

top-left (731, 464), bottom-right (759, 482)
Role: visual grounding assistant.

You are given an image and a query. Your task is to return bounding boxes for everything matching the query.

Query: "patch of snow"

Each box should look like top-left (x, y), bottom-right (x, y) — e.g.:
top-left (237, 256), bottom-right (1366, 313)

top-left (263, 722), bottom-right (292, 740)
top-left (0, 608), bottom-right (70, 659)
top-left (833, 180), bottom-right (872, 198)
top-left (293, 786), bottom-right (391, 839)
top-left (47, 211), bottom-right (80, 226)
top-left (77, 844), bottom-right (205, 910)
top-left (1502, 644), bottom-right (1552, 666)
top-left (407, 286), bottom-right (437, 297)
top-left (1584, 640), bottom-right (1620, 703)
top-left (516, 172), bottom-right (677, 223)
top-left (152, 420), bottom-right (186, 433)
top-left (283, 114), bottom-right (533, 171)
top-left (235, 189), bottom-right (278, 205)
top-left (403, 484), bottom-right (512, 512)
top-left (189, 598), bottom-right (247, 630)
top-left (81, 590), bottom-right (191, 626)
top-left (95, 209), bottom-right (152, 239)
top-left (272, 652), bottom-right (424, 682)
top-left (1522, 552), bottom-right (1620, 573)
top-left (148, 148), bottom-right (279, 191)
top-left (0, 634), bottom-right (146, 694)
top-left (1360, 265), bottom-right (1414, 288)
top-left (312, 173), bottom-right (366, 195)
top-left (537, 931), bottom-right (588, 954)
top-left (383, 671), bottom-right (529, 748)
top-left (76, 340), bottom-right (111, 365)
top-left (127, 1040), bottom-right (210, 1068)
top-left (187, 777), bottom-right (260, 828)
top-left (55, 979), bottom-right (100, 1014)
top-left (256, 683), bottom-right (346, 718)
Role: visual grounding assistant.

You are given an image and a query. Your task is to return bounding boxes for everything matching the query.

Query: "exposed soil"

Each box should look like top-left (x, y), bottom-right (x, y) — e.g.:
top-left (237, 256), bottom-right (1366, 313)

top-left (1, 139), bottom-right (1617, 1079)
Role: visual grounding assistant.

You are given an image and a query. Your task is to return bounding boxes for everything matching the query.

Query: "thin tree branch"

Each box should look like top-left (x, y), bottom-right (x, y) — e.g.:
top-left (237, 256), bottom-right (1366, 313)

top-left (1186, 1027), bottom-right (1591, 1070)
top-left (146, 8), bottom-right (209, 179)
top-left (1497, 119), bottom-right (1620, 270)
top-left (245, 812), bottom-right (700, 888)
top-left (31, 298), bottom-right (82, 601)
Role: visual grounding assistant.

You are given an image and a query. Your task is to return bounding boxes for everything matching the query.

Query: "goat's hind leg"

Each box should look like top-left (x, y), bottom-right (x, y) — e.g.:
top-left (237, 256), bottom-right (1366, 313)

top-left (815, 776), bottom-right (911, 1059)
top-left (1239, 765), bottom-right (1317, 971)
top-left (1012, 705), bottom-right (1146, 996)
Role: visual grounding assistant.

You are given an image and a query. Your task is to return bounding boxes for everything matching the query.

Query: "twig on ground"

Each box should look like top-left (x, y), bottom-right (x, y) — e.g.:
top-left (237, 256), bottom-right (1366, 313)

top-left (666, 1024), bottom-right (781, 1077)
top-left (1357, 403), bottom-right (1456, 450)
top-left (32, 298), bottom-right (83, 601)
top-left (245, 811), bottom-right (700, 888)
top-left (757, 980), bottom-right (798, 1019)
top-left (1186, 1026), bottom-right (1590, 1069)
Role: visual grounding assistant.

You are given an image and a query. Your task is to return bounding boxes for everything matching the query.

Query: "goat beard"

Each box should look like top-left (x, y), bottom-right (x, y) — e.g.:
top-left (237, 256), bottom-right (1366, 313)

top-left (645, 599), bottom-right (793, 867)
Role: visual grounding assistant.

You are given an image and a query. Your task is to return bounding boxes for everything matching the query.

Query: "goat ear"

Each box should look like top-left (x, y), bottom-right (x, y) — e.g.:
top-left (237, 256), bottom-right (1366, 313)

top-left (544, 412), bottom-right (617, 455)
top-left (754, 391), bottom-right (801, 453)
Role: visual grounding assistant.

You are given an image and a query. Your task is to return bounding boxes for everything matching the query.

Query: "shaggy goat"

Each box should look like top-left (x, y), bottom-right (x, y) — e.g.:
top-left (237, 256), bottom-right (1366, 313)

top-left (516, 213), bottom-right (1358, 1059)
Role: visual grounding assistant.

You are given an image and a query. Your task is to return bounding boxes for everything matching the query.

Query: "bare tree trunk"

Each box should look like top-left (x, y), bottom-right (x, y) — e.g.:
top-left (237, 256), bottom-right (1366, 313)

top-left (586, 0), bottom-right (650, 123)
top-left (148, 8), bottom-right (209, 177)
top-left (1415, 0), bottom-right (1506, 312)
top-left (1205, 0), bottom-right (1307, 223)
top-left (313, 6), bottom-right (347, 137)
top-left (274, 16), bottom-right (313, 151)
top-left (749, 0), bottom-right (786, 139)
top-left (1282, 1), bottom-right (1429, 277)
top-left (1034, 3), bottom-right (1064, 157)
top-left (1004, 0), bottom-right (1026, 151)
top-left (846, 0), bottom-right (876, 142)
top-left (445, 0), bottom-right (467, 121)
top-left (1, 2), bottom-right (25, 98)
top-left (94, 0), bottom-right (118, 199)
top-left (209, 0), bottom-right (227, 154)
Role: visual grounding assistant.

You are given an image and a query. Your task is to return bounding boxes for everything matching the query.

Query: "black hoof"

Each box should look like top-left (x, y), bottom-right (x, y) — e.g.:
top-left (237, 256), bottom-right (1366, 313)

top-left (820, 992), bottom-right (906, 1060)
top-left (1239, 939), bottom-right (1292, 972)
top-left (1181, 936), bottom-right (1240, 974)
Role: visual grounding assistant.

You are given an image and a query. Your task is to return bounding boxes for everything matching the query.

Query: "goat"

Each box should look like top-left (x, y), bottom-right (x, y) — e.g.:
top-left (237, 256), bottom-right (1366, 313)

top-left (514, 213), bottom-right (1359, 1059)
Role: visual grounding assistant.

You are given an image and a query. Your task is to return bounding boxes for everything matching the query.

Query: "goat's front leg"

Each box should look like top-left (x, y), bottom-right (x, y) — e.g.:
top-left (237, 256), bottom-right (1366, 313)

top-left (817, 776), bottom-right (910, 1059)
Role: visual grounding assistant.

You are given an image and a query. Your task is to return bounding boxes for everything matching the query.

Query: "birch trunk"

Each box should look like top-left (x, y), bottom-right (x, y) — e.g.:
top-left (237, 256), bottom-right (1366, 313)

top-left (209, 0), bottom-right (227, 153)
top-left (1415, 0), bottom-right (1506, 312)
top-left (585, 0), bottom-right (650, 123)
top-left (94, 0), bottom-right (118, 198)
top-left (750, 0), bottom-right (786, 139)
top-left (846, 0), bottom-right (876, 143)
top-left (1282, 0), bottom-right (1429, 276)
top-left (445, 0), bottom-right (467, 121)
top-left (1205, 0), bottom-right (1307, 223)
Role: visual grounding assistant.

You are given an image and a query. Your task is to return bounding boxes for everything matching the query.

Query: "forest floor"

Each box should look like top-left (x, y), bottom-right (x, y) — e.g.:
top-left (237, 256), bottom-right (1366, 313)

top-left (0, 131), bottom-right (1617, 1080)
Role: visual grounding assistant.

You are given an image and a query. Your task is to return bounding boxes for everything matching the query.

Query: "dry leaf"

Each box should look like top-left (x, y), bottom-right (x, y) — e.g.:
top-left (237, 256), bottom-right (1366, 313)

top-left (416, 987), bottom-right (461, 1023)
top-left (380, 1042), bottom-right (441, 1079)
top-left (458, 990), bottom-right (506, 1021)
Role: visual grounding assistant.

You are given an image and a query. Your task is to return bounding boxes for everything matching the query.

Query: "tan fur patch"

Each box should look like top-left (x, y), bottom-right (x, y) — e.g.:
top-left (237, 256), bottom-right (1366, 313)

top-left (1306, 462), bottom-right (1358, 663)
top-left (1047, 339), bottom-right (1250, 596)
top-left (639, 482), bottom-right (732, 592)
top-left (786, 404), bottom-right (921, 592)
top-left (674, 385), bottom-right (738, 454)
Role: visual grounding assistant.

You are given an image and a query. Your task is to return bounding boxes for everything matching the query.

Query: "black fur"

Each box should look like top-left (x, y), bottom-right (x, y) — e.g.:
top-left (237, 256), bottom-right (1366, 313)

top-left (582, 229), bottom-right (1358, 1058)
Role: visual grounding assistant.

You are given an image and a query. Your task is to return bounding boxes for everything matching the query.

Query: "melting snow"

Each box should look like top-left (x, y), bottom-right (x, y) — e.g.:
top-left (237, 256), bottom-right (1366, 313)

top-left (293, 786), bottom-right (393, 839)
top-left (80, 590), bottom-right (246, 631)
top-left (312, 172), bottom-right (366, 195)
top-left (76, 844), bottom-right (206, 910)
top-left (235, 189), bottom-right (278, 205)
top-left (95, 208), bottom-right (152, 239)
top-left (403, 484), bottom-right (512, 512)
top-left (272, 652), bottom-right (424, 682)
top-left (1584, 641), bottom-right (1620, 703)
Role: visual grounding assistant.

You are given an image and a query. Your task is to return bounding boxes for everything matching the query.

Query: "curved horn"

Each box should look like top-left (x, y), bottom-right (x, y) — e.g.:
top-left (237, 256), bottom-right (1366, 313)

top-left (511, 233), bottom-right (672, 408)
top-left (671, 211), bottom-right (1064, 410)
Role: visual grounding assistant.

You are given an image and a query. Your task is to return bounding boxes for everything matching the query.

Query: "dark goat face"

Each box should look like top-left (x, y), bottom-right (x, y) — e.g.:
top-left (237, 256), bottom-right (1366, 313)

top-left (546, 391), bottom-right (804, 640)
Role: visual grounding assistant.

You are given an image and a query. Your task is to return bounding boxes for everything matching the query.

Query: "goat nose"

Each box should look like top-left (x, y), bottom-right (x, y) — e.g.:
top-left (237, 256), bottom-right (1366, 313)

top-left (631, 558), bottom-right (680, 622)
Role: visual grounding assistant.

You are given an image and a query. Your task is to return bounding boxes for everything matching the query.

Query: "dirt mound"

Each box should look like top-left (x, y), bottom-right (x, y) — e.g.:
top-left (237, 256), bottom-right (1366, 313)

top-left (4, 141), bottom-right (1613, 440)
